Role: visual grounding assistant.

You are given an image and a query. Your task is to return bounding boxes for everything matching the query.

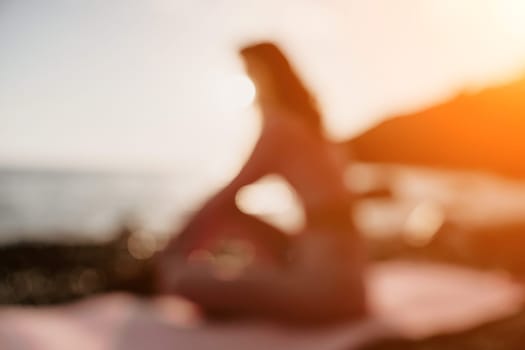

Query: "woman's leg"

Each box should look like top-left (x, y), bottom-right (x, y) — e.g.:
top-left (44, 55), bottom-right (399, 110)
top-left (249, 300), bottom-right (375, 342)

top-left (155, 209), bottom-right (290, 295)
top-left (161, 207), bottom-right (290, 264)
top-left (158, 227), bottom-right (367, 324)
top-left (155, 212), bottom-right (296, 319)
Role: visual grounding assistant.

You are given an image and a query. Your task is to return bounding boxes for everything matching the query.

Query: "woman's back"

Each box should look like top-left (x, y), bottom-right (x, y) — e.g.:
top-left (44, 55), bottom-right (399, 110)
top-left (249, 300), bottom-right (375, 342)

top-left (261, 109), bottom-right (352, 229)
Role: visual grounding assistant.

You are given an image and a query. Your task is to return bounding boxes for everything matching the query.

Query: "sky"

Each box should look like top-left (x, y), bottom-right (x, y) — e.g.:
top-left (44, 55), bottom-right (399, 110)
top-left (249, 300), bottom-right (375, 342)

top-left (3, 0), bottom-right (525, 184)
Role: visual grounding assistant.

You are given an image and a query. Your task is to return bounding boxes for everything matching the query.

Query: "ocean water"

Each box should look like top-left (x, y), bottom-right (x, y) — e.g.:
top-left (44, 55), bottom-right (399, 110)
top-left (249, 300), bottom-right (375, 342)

top-left (3, 165), bottom-right (525, 246)
top-left (0, 168), bottom-right (209, 244)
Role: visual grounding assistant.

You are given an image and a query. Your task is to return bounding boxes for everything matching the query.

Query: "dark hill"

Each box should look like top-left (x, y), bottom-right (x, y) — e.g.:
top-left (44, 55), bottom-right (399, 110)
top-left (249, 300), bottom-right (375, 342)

top-left (345, 76), bottom-right (525, 179)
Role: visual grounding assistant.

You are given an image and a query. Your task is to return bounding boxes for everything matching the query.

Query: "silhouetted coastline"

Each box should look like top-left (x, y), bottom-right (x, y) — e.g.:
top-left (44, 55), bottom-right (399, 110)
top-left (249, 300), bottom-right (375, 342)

top-left (346, 75), bottom-right (525, 179)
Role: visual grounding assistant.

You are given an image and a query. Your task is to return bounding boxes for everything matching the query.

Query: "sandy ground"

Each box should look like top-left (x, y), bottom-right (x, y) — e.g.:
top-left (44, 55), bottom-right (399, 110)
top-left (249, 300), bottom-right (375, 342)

top-left (0, 260), bottom-right (522, 350)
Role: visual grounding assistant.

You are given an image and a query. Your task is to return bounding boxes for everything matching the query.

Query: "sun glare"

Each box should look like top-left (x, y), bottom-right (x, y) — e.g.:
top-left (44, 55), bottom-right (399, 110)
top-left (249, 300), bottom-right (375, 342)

top-left (499, 1), bottom-right (525, 37)
top-left (211, 73), bottom-right (256, 112)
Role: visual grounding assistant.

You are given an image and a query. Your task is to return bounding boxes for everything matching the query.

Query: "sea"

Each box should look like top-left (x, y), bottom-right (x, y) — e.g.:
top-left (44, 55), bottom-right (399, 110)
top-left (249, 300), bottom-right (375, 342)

top-left (3, 164), bottom-right (525, 246)
top-left (0, 167), bottom-right (210, 244)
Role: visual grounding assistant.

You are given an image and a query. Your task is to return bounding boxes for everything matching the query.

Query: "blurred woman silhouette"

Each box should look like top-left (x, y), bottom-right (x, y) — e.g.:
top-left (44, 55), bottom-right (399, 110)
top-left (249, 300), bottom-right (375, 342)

top-left (156, 42), bottom-right (367, 324)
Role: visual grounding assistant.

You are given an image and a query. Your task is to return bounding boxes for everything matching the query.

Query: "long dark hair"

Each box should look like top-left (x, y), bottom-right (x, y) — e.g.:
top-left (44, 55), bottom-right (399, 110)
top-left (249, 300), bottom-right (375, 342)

top-left (240, 42), bottom-right (323, 133)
